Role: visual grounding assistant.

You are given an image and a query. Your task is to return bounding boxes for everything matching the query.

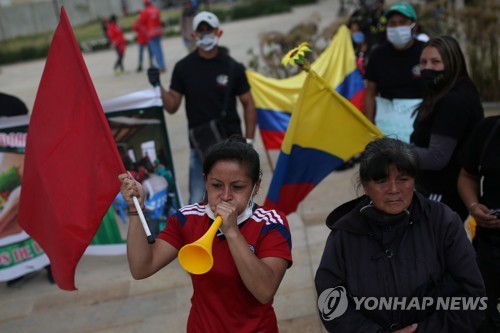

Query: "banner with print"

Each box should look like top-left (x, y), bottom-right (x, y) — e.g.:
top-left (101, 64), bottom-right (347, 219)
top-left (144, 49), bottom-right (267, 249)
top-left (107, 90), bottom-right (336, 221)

top-left (374, 97), bottom-right (421, 143)
top-left (0, 88), bottom-right (182, 282)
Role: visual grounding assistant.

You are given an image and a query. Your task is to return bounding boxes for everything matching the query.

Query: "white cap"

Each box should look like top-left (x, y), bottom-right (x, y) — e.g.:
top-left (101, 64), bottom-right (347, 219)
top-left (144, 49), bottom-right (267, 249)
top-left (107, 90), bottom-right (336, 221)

top-left (192, 11), bottom-right (220, 31)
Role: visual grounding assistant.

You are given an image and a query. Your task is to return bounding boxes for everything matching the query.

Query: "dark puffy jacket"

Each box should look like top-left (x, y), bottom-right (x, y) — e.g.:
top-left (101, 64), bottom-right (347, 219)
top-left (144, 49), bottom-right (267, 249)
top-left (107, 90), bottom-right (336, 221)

top-left (315, 192), bottom-right (485, 332)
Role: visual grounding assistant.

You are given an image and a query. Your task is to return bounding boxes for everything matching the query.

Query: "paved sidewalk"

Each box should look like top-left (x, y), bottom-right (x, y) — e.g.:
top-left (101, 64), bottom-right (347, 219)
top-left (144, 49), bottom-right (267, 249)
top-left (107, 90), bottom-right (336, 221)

top-left (3, 1), bottom-right (498, 331)
top-left (0, 1), bottom-right (355, 332)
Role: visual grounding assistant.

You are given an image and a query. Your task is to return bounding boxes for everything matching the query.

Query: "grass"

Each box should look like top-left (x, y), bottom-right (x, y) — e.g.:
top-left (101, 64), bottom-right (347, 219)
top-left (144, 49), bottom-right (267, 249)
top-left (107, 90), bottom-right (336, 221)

top-left (0, 9), bottom-right (179, 51)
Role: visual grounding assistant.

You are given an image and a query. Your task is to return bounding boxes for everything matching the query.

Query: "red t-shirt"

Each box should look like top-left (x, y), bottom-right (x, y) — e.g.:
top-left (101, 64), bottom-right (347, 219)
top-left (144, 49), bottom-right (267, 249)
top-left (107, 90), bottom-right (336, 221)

top-left (158, 203), bottom-right (293, 333)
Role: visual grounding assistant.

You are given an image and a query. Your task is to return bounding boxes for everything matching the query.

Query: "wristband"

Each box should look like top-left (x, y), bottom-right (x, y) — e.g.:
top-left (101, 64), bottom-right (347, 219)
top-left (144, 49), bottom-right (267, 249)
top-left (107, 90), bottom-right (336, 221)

top-left (246, 138), bottom-right (254, 145)
top-left (129, 206), bottom-right (145, 215)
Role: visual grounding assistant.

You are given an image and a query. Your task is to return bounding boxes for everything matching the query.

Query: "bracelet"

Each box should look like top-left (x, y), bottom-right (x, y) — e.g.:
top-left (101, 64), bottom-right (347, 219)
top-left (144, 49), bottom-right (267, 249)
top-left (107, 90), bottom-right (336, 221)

top-left (468, 202), bottom-right (479, 211)
top-left (129, 207), bottom-right (145, 216)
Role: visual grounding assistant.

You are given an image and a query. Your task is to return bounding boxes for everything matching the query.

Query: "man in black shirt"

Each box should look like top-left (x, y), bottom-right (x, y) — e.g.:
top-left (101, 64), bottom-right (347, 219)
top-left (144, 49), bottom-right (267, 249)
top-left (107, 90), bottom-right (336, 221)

top-left (148, 11), bottom-right (256, 204)
top-left (364, 2), bottom-right (424, 143)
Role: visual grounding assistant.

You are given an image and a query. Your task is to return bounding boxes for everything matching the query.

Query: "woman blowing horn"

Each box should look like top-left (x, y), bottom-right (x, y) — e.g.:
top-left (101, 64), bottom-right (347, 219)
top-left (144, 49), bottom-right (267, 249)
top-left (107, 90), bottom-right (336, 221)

top-left (119, 135), bottom-right (292, 332)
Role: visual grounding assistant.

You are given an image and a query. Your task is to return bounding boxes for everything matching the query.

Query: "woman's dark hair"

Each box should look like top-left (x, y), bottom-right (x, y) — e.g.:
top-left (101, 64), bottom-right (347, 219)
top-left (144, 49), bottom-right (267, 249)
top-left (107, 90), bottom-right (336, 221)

top-left (358, 137), bottom-right (419, 185)
top-left (416, 35), bottom-right (475, 120)
top-left (203, 135), bottom-right (262, 184)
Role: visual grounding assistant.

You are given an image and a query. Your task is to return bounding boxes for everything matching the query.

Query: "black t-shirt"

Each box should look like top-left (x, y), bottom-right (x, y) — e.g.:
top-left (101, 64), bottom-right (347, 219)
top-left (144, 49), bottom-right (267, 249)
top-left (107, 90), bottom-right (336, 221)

top-left (170, 49), bottom-right (250, 136)
top-left (460, 115), bottom-right (500, 241)
top-left (411, 78), bottom-right (484, 217)
top-left (460, 115), bottom-right (500, 211)
top-left (365, 40), bottom-right (425, 99)
top-left (0, 92), bottom-right (29, 116)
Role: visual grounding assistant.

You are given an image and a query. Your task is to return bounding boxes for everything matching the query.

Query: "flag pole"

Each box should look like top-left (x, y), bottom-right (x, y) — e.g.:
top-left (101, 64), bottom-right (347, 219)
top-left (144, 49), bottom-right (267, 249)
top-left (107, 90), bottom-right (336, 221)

top-left (132, 196), bottom-right (155, 244)
top-left (264, 147), bottom-right (274, 172)
top-left (127, 171), bottom-right (155, 244)
top-left (259, 130), bottom-right (275, 172)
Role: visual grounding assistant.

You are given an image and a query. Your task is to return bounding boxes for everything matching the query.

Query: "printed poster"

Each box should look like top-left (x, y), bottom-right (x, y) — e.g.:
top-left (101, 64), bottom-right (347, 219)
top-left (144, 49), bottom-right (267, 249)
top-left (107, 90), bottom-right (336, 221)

top-left (375, 97), bottom-right (421, 143)
top-left (0, 88), bottom-right (182, 282)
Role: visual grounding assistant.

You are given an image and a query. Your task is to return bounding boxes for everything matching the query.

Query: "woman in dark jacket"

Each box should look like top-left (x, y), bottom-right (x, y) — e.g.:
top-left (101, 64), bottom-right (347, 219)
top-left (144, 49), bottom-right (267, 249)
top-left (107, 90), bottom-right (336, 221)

top-left (410, 35), bottom-right (484, 220)
top-left (315, 137), bottom-right (485, 332)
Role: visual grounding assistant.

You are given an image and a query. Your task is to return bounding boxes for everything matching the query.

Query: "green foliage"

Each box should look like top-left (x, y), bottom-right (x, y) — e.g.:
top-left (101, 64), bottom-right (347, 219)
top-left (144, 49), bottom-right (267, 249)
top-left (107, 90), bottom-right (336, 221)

top-left (286, 0), bottom-right (318, 5)
top-left (246, 12), bottom-right (338, 79)
top-left (230, 0), bottom-right (291, 20)
top-left (0, 41), bottom-right (51, 65)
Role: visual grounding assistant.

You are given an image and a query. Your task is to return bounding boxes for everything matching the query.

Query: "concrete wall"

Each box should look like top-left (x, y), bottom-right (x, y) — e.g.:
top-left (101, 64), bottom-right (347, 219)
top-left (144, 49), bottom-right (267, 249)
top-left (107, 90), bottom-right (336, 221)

top-left (0, 0), bottom-right (146, 41)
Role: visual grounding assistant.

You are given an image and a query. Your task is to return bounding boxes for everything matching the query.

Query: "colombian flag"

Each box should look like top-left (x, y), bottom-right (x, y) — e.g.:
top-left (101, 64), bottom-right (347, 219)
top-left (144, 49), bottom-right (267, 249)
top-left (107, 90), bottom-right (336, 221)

top-left (248, 25), bottom-right (365, 151)
top-left (264, 69), bottom-right (382, 215)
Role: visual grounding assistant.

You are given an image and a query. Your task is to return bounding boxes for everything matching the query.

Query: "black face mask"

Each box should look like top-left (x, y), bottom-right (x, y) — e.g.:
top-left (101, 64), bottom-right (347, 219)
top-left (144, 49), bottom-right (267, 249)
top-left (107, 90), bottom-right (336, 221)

top-left (421, 69), bottom-right (446, 90)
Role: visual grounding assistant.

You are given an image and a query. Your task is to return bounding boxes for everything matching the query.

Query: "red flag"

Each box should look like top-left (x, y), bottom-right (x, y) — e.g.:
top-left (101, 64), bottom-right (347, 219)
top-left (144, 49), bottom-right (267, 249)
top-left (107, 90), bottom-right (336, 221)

top-left (18, 7), bottom-right (125, 290)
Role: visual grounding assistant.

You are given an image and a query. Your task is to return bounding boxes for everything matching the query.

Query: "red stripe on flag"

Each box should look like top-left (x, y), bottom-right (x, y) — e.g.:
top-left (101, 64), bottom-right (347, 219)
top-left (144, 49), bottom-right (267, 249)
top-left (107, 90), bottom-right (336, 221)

top-left (260, 130), bottom-right (285, 150)
top-left (18, 7), bottom-right (125, 290)
top-left (264, 183), bottom-right (315, 215)
top-left (349, 89), bottom-right (365, 113)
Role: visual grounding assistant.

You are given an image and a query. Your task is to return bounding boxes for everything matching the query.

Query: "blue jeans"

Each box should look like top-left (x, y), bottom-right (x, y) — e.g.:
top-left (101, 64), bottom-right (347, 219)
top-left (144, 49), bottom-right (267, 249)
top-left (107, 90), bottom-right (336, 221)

top-left (189, 149), bottom-right (205, 204)
top-left (138, 43), bottom-right (152, 69)
top-left (148, 36), bottom-right (166, 70)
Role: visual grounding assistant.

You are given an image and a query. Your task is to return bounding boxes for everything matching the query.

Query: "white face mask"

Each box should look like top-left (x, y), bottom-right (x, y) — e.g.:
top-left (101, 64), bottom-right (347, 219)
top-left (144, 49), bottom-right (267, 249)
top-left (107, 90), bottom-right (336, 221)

top-left (386, 24), bottom-right (414, 49)
top-left (196, 33), bottom-right (218, 51)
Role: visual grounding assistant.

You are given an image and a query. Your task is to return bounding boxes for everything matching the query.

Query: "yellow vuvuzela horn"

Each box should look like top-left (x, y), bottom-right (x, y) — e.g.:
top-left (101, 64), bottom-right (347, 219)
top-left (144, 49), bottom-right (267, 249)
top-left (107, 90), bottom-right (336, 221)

top-left (178, 216), bottom-right (222, 274)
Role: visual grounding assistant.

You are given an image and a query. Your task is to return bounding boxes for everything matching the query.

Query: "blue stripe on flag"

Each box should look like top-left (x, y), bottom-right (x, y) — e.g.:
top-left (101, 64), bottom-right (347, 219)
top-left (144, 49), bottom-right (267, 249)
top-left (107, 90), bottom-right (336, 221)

top-left (256, 108), bottom-right (291, 132)
top-left (267, 145), bottom-right (344, 202)
top-left (335, 70), bottom-right (365, 101)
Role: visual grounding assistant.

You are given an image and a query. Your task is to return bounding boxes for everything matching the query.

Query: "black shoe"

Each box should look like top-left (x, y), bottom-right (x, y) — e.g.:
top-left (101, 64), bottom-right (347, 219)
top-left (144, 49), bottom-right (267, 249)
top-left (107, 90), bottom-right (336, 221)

top-left (136, 66), bottom-right (143, 72)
